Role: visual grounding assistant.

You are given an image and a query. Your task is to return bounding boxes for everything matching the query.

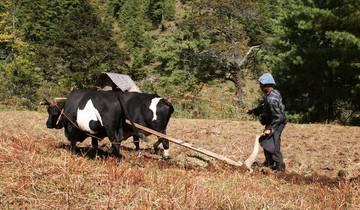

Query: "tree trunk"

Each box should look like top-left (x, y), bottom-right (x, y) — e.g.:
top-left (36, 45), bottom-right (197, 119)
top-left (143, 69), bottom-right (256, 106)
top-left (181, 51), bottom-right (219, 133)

top-left (226, 45), bottom-right (259, 107)
top-left (234, 75), bottom-right (245, 107)
top-left (227, 70), bottom-right (245, 107)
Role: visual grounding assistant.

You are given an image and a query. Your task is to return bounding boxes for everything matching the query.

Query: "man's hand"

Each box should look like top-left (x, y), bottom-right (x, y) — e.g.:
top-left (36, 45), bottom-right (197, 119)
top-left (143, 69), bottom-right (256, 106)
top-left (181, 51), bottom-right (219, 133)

top-left (261, 129), bottom-right (272, 136)
top-left (248, 105), bottom-right (264, 116)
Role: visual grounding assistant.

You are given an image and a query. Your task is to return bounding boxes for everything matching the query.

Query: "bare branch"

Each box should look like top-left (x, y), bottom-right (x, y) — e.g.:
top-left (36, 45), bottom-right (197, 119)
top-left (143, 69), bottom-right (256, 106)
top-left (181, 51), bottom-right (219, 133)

top-left (229, 45), bottom-right (260, 68)
top-left (0, 39), bottom-right (13, 43)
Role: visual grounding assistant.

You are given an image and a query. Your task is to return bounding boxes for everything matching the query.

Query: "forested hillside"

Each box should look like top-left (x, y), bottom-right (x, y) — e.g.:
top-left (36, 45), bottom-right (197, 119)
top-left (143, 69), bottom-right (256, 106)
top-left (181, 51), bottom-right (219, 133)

top-left (0, 0), bottom-right (359, 124)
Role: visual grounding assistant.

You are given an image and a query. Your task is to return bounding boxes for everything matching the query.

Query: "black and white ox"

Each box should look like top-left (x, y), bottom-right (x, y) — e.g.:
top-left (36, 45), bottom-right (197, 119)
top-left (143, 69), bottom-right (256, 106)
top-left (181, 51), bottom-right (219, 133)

top-left (44, 89), bottom-right (174, 159)
top-left (120, 92), bottom-right (174, 157)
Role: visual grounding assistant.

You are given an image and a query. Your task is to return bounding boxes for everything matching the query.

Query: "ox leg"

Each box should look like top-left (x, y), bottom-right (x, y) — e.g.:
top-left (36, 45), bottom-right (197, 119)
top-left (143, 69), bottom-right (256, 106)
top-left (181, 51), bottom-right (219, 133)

top-left (111, 142), bottom-right (122, 161)
top-left (153, 139), bottom-right (161, 154)
top-left (133, 136), bottom-right (140, 151)
top-left (104, 122), bottom-right (124, 161)
top-left (112, 130), bottom-right (124, 161)
top-left (153, 129), bottom-right (164, 154)
top-left (70, 140), bottom-right (77, 155)
top-left (153, 137), bottom-right (170, 159)
top-left (65, 125), bottom-right (82, 156)
top-left (91, 137), bottom-right (98, 157)
top-left (91, 137), bottom-right (98, 150)
top-left (161, 138), bottom-right (170, 159)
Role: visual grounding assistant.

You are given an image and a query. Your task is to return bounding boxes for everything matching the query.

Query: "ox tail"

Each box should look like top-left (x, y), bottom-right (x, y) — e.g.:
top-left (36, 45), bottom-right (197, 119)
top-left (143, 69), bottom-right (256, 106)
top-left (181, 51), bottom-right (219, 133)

top-left (244, 135), bottom-right (261, 169)
top-left (160, 98), bottom-right (174, 129)
top-left (161, 98), bottom-right (174, 115)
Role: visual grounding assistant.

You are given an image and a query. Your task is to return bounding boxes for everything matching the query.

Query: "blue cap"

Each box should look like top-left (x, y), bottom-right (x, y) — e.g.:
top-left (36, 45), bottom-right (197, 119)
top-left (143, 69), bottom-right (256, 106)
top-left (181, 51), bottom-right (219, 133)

top-left (258, 73), bottom-right (276, 85)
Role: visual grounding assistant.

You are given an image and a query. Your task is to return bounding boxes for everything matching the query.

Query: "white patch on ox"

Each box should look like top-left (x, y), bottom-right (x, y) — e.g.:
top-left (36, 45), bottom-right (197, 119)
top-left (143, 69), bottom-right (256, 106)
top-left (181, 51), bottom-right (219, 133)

top-left (163, 149), bottom-right (169, 157)
top-left (77, 99), bottom-right (103, 134)
top-left (149, 97), bottom-right (162, 121)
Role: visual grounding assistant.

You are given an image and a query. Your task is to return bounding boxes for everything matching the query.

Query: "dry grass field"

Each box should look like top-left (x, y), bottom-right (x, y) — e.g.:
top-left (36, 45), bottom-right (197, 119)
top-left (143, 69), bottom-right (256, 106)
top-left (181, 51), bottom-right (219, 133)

top-left (0, 111), bottom-right (359, 209)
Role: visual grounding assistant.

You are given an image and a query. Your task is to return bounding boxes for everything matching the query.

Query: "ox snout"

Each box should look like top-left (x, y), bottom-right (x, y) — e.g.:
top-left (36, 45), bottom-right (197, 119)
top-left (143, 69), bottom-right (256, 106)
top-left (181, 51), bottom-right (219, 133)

top-left (46, 122), bottom-right (54, 129)
top-left (46, 118), bottom-right (55, 129)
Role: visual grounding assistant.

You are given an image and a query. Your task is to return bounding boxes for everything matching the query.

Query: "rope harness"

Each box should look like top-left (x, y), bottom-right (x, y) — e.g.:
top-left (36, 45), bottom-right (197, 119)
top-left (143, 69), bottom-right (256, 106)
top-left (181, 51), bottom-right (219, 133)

top-left (55, 109), bottom-right (64, 126)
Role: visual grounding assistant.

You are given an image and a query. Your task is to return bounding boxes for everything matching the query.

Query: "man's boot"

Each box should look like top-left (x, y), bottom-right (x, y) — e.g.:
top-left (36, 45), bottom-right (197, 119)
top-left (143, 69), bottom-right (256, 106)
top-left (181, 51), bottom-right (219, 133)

top-left (274, 162), bottom-right (286, 172)
top-left (261, 160), bottom-right (275, 168)
top-left (262, 150), bottom-right (274, 168)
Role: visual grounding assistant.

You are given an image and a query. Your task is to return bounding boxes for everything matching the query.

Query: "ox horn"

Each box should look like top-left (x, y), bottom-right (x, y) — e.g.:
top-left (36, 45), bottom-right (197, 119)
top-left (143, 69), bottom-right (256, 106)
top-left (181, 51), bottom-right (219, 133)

top-left (40, 101), bottom-right (48, 105)
top-left (54, 97), bottom-right (67, 103)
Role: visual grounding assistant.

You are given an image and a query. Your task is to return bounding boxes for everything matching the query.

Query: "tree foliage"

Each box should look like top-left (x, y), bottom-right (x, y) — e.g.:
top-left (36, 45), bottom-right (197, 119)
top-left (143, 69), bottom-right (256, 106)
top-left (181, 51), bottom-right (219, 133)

top-left (265, 0), bottom-right (360, 123)
top-left (149, 0), bottom-right (268, 105)
top-left (146, 0), bottom-right (175, 26)
top-left (17, 0), bottom-right (127, 88)
top-left (0, 0), bottom-right (41, 107)
top-left (0, 0), bottom-right (359, 124)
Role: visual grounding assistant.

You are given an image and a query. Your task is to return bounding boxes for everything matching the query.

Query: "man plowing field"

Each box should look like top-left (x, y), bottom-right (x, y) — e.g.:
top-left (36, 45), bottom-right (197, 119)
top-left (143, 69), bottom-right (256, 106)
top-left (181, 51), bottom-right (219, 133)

top-left (248, 73), bottom-right (287, 172)
top-left (41, 73), bottom-right (273, 171)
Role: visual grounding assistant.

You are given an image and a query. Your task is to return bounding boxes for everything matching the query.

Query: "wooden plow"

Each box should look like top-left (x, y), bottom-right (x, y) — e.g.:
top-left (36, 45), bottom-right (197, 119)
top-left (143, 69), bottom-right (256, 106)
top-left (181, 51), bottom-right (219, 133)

top-left (43, 73), bottom-right (261, 171)
top-left (46, 95), bottom-right (261, 171)
top-left (125, 120), bottom-right (260, 171)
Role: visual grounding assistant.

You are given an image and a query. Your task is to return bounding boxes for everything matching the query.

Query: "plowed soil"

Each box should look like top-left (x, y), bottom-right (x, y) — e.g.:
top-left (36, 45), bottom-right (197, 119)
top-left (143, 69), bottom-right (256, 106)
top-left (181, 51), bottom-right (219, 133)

top-left (0, 111), bottom-right (359, 209)
top-left (1, 111), bottom-right (359, 178)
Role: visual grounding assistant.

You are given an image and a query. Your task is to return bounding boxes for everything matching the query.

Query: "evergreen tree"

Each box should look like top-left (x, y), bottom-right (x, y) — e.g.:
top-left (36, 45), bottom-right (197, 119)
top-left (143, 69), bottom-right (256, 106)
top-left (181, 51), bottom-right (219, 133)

top-left (146, 0), bottom-right (175, 26)
top-left (267, 0), bottom-right (360, 123)
top-left (16, 0), bottom-right (128, 88)
top-left (0, 0), bottom-right (41, 107)
top-left (0, 0), bottom-right (129, 106)
top-left (116, 0), bottom-right (153, 80)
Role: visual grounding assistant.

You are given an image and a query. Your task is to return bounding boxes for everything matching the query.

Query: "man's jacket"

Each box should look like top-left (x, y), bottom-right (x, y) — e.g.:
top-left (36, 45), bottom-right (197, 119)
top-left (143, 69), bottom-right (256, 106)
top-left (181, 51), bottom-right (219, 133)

top-left (251, 89), bottom-right (287, 133)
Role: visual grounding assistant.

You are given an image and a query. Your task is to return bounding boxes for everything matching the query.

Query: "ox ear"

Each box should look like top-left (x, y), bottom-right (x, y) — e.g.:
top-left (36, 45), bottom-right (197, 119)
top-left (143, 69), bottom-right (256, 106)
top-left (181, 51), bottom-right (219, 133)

top-left (40, 96), bottom-right (51, 105)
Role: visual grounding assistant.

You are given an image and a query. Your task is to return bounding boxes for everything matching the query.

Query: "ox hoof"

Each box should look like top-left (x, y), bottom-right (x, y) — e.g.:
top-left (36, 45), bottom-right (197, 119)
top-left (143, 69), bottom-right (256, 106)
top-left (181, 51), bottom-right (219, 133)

top-left (115, 156), bottom-right (123, 162)
top-left (246, 166), bottom-right (253, 173)
top-left (136, 151), bottom-right (142, 158)
top-left (112, 153), bottom-right (123, 162)
top-left (162, 155), bottom-right (170, 160)
top-left (153, 147), bottom-right (161, 155)
top-left (91, 150), bottom-right (99, 159)
top-left (71, 150), bottom-right (78, 156)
